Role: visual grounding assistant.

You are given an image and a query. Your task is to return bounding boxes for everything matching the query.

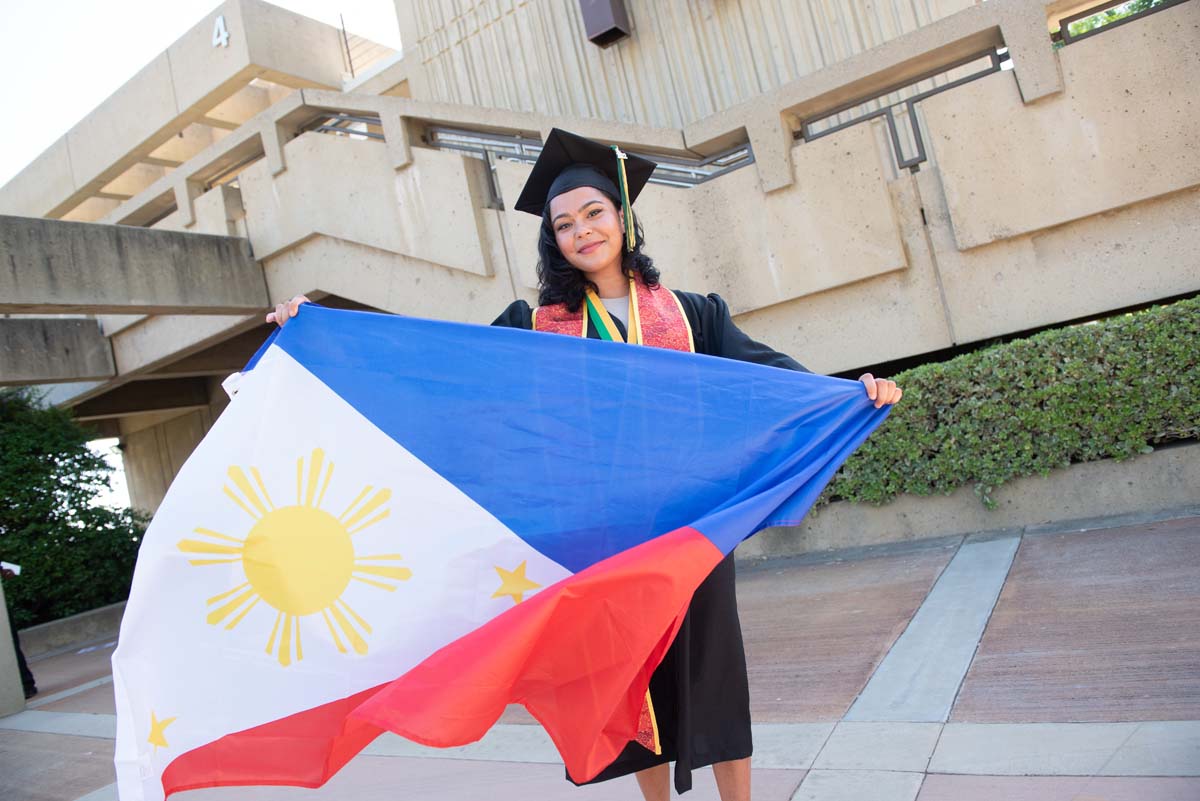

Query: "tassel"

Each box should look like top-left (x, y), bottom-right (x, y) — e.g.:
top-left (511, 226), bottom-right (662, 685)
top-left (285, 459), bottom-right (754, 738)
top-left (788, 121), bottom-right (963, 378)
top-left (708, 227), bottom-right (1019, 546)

top-left (613, 145), bottom-right (636, 252)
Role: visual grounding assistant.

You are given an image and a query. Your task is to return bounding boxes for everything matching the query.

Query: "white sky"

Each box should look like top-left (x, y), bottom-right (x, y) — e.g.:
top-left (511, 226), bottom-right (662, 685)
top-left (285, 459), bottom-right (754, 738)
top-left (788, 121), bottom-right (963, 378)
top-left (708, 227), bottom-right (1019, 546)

top-left (89, 438), bottom-right (131, 510)
top-left (0, 0), bottom-right (404, 187)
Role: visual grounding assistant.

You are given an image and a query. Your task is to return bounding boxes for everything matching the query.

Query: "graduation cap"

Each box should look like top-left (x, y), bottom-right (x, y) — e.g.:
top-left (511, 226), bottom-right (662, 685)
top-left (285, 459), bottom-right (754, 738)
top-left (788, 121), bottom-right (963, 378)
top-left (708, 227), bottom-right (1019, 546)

top-left (514, 128), bottom-right (657, 251)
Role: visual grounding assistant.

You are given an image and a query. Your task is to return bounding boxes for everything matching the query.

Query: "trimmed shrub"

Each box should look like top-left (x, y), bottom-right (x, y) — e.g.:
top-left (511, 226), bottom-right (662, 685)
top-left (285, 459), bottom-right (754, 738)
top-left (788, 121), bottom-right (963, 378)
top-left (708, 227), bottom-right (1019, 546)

top-left (0, 388), bottom-right (145, 628)
top-left (825, 295), bottom-right (1200, 508)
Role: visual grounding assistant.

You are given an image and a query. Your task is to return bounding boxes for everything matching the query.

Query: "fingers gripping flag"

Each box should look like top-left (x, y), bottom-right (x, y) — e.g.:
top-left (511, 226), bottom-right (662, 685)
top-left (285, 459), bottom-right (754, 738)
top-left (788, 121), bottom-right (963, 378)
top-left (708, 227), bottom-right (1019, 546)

top-left (112, 305), bottom-right (889, 800)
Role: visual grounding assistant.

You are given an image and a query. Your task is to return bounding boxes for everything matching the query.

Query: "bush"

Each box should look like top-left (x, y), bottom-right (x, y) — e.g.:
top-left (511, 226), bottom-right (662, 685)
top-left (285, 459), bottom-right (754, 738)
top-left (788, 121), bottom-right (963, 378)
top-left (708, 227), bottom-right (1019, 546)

top-left (0, 388), bottom-right (145, 629)
top-left (825, 295), bottom-right (1200, 508)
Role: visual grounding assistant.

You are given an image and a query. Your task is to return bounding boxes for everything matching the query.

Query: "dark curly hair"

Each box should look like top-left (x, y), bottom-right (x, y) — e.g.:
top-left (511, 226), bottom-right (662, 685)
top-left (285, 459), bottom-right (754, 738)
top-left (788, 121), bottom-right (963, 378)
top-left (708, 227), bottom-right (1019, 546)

top-left (535, 189), bottom-right (661, 312)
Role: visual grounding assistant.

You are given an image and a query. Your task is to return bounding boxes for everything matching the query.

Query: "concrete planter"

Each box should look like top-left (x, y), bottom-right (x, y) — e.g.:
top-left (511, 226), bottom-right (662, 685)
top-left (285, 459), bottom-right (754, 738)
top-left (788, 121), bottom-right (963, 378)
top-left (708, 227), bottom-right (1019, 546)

top-left (18, 601), bottom-right (126, 659)
top-left (739, 440), bottom-right (1200, 561)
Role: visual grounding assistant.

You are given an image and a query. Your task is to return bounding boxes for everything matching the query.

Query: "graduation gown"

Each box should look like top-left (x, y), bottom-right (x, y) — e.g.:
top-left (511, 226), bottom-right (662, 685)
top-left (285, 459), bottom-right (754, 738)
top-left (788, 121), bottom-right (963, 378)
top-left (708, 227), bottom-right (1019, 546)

top-left (491, 290), bottom-right (808, 794)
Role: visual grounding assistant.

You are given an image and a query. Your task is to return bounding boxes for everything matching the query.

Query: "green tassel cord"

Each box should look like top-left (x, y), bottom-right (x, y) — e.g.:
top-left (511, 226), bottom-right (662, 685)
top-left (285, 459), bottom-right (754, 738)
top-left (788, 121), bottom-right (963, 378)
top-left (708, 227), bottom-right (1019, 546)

top-left (613, 145), bottom-right (636, 252)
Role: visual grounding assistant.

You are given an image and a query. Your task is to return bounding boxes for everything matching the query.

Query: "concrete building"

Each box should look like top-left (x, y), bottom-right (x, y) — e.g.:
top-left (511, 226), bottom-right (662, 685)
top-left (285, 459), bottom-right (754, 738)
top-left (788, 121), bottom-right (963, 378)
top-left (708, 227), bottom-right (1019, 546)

top-left (1, 0), bottom-right (1198, 515)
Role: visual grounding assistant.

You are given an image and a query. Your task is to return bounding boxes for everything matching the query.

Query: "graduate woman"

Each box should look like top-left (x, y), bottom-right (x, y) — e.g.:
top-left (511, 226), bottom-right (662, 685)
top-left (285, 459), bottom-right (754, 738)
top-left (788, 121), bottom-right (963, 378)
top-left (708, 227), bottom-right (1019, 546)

top-left (268, 129), bottom-right (902, 801)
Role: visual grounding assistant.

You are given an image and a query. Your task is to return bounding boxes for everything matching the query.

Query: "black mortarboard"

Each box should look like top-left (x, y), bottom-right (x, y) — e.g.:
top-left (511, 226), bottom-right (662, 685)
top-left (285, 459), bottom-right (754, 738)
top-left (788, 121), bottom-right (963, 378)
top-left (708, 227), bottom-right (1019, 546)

top-left (514, 128), bottom-right (657, 250)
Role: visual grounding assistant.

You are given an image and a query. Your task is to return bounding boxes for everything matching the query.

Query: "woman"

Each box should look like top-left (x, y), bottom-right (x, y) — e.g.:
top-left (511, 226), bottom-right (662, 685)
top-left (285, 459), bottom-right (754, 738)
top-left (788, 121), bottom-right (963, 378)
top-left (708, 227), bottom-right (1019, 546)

top-left (269, 128), bottom-right (901, 801)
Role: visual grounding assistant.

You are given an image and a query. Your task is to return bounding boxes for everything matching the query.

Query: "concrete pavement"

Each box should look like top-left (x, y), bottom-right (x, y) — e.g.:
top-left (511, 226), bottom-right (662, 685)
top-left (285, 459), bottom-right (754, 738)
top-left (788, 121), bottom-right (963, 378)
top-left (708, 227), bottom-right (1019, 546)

top-left (2, 511), bottom-right (1198, 800)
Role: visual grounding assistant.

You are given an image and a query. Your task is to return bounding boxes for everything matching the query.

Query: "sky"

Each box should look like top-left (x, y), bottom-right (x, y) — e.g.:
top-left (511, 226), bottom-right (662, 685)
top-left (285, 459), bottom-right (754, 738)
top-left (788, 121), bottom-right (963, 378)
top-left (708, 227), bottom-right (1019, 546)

top-left (0, 0), bottom-right (404, 187)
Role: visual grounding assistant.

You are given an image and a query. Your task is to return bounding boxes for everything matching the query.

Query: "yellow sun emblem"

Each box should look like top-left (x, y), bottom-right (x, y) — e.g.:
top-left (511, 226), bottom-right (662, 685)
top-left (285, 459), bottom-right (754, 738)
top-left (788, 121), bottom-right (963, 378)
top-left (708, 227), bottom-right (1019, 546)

top-left (177, 448), bottom-right (411, 667)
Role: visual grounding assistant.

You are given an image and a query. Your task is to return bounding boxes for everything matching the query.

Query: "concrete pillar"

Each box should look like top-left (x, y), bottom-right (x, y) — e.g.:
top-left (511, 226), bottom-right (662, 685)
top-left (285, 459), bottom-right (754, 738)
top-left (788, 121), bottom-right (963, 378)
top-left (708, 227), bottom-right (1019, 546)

top-left (0, 579), bottom-right (26, 717)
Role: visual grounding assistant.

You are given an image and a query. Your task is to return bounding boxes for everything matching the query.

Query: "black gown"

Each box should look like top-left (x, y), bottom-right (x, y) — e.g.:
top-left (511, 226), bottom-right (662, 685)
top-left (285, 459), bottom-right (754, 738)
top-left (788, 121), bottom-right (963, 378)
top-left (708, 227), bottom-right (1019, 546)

top-left (491, 290), bottom-right (808, 794)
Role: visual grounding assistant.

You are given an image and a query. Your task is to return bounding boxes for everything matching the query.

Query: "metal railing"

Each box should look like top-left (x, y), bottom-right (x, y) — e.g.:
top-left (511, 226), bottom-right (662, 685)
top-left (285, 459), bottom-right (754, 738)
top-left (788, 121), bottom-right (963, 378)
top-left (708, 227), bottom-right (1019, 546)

top-left (797, 48), bottom-right (1010, 173)
top-left (299, 112), bottom-right (385, 140)
top-left (424, 126), bottom-right (754, 190)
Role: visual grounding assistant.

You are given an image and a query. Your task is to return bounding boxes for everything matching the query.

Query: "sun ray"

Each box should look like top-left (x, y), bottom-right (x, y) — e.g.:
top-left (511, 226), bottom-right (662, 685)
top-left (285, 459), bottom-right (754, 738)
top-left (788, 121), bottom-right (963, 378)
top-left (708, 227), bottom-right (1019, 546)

top-left (228, 466), bottom-right (270, 517)
top-left (178, 540), bottom-right (243, 556)
top-left (224, 597), bottom-right (260, 630)
top-left (250, 467), bottom-right (275, 510)
top-left (207, 588), bottom-right (256, 625)
top-left (187, 447), bottom-right (405, 667)
top-left (343, 489), bottom-right (391, 531)
top-left (347, 509), bottom-right (391, 536)
top-left (338, 485), bottom-right (373, 522)
top-left (353, 564), bottom-right (412, 582)
top-left (352, 575), bottom-right (398, 591)
top-left (337, 598), bottom-right (373, 635)
top-left (322, 609), bottom-right (348, 654)
top-left (278, 613), bottom-right (293, 666)
top-left (207, 581), bottom-right (250, 606)
top-left (266, 611), bottom-right (283, 657)
top-left (328, 605), bottom-right (368, 655)
top-left (304, 449), bottom-right (325, 507)
top-left (316, 461), bottom-right (334, 510)
top-left (222, 485), bottom-right (260, 521)
top-left (194, 528), bottom-right (244, 544)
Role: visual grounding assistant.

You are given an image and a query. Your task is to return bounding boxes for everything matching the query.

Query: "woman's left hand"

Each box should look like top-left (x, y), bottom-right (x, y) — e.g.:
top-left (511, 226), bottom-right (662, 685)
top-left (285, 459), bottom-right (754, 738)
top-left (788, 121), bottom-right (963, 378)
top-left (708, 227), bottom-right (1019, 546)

top-left (859, 373), bottom-right (902, 408)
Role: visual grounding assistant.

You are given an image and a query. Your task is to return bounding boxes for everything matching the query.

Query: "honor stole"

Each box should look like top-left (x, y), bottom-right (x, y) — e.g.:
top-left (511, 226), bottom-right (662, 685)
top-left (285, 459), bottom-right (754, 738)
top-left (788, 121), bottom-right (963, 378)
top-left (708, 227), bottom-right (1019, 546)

top-left (532, 277), bottom-right (695, 354)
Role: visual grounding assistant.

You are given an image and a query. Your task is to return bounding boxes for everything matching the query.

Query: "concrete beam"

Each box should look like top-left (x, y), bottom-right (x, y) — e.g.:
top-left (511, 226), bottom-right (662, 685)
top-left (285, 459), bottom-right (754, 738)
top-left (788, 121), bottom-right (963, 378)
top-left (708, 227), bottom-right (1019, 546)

top-left (0, 216), bottom-right (268, 314)
top-left (0, 319), bottom-right (115, 385)
top-left (71, 377), bottom-right (211, 420)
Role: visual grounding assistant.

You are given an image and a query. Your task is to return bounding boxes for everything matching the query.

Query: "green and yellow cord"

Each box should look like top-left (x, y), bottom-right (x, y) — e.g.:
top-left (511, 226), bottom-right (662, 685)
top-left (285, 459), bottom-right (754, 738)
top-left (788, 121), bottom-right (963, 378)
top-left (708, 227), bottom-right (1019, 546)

top-left (613, 145), bottom-right (636, 252)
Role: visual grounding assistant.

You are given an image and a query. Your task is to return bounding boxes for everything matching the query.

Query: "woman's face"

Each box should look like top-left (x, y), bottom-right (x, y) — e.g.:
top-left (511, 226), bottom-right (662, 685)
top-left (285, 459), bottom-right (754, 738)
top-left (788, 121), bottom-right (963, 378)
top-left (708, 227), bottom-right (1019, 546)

top-left (548, 187), bottom-right (625, 276)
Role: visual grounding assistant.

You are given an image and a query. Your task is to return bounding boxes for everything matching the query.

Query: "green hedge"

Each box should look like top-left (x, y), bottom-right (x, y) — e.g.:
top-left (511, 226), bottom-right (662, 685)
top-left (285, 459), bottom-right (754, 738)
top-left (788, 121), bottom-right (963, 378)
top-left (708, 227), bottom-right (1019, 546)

top-left (1, 388), bottom-right (145, 629)
top-left (824, 295), bottom-right (1200, 508)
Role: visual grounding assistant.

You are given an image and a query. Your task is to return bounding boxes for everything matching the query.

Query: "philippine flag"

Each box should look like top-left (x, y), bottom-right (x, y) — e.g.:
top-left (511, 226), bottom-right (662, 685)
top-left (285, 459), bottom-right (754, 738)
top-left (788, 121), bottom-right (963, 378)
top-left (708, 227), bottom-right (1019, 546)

top-left (112, 304), bottom-right (889, 800)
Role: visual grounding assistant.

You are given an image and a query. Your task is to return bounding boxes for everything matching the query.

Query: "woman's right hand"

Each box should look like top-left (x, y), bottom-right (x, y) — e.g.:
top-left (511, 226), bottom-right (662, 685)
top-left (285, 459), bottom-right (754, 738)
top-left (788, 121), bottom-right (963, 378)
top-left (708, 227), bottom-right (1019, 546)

top-left (266, 295), bottom-right (311, 327)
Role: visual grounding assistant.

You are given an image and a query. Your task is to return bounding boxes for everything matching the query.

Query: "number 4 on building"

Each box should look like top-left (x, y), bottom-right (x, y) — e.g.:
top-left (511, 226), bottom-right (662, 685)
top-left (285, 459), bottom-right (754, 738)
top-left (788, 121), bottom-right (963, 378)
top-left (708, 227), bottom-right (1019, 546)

top-left (212, 15), bottom-right (230, 48)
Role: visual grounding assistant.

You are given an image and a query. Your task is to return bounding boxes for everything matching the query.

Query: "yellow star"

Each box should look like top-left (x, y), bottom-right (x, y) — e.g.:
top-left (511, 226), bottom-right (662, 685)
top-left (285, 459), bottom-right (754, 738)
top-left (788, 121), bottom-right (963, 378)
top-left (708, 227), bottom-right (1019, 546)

top-left (492, 561), bottom-right (542, 604)
top-left (148, 711), bottom-right (177, 752)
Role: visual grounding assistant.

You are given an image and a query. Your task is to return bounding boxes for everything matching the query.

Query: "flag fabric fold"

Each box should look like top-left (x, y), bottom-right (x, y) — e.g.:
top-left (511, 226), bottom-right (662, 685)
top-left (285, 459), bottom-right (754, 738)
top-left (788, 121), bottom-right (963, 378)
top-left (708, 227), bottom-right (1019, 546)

top-left (112, 305), bottom-right (889, 800)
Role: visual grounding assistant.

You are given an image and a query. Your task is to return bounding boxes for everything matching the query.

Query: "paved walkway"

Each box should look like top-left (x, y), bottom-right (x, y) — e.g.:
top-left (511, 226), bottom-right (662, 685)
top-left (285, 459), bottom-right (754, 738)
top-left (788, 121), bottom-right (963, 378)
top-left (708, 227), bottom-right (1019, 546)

top-left (3, 511), bottom-right (1198, 800)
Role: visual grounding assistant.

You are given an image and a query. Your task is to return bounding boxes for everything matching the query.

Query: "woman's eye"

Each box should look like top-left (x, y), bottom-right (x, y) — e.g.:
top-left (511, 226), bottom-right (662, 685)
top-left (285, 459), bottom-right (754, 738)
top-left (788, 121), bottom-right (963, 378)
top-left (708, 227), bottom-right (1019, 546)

top-left (557, 223), bottom-right (570, 232)
top-left (588, 208), bottom-right (601, 217)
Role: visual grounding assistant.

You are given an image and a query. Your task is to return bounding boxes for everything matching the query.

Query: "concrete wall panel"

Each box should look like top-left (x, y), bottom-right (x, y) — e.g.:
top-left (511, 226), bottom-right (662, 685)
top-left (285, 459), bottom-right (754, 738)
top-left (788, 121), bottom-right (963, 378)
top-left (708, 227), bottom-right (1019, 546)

top-left (728, 174), bottom-right (955, 375)
top-left (240, 133), bottom-right (493, 276)
top-left (924, 3), bottom-right (1200, 250)
top-left (0, 137), bottom-right (74, 217)
top-left (65, 54), bottom-right (180, 193)
top-left (121, 406), bottom-right (215, 513)
top-left (392, 146), bottom-right (494, 276)
top-left (691, 125), bottom-right (907, 315)
top-left (122, 423), bottom-right (173, 513)
top-left (924, 171), bottom-right (1200, 344)
top-left (240, 0), bottom-right (347, 88)
top-left (165, 1), bottom-right (255, 114)
top-left (260, 236), bottom-right (520, 326)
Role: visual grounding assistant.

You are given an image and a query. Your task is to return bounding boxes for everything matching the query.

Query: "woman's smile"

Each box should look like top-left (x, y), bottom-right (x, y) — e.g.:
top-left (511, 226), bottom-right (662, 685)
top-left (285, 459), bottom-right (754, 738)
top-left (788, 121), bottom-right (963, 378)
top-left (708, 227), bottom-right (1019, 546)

top-left (577, 240), bottom-right (604, 255)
